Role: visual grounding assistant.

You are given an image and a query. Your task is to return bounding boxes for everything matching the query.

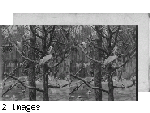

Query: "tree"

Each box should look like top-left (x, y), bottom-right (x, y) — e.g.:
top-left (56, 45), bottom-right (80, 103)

top-left (1, 25), bottom-right (136, 101)
top-left (0, 26), bottom-right (3, 100)
top-left (94, 25), bottom-right (103, 101)
top-left (28, 25), bottom-right (36, 101)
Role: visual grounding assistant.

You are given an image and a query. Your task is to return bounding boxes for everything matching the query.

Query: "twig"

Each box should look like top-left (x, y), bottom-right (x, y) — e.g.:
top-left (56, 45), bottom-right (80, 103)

top-left (70, 71), bottom-right (109, 93)
top-left (25, 43), bottom-right (43, 54)
top-left (2, 60), bottom-right (26, 86)
top-left (87, 37), bottom-right (108, 56)
top-left (91, 26), bottom-right (107, 39)
top-left (50, 47), bottom-right (71, 68)
top-left (4, 74), bottom-right (44, 92)
top-left (112, 51), bottom-right (136, 71)
top-left (69, 78), bottom-right (94, 95)
top-left (77, 44), bottom-right (103, 64)
top-left (2, 82), bottom-right (18, 97)
top-left (8, 39), bottom-right (37, 63)
top-left (48, 68), bottom-right (82, 89)
top-left (111, 26), bottom-right (121, 50)
top-left (30, 25), bottom-right (43, 39)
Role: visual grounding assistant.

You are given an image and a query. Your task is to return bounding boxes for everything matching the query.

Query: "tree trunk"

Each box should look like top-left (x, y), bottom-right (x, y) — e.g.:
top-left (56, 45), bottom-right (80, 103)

top-left (94, 62), bottom-right (102, 101)
top-left (94, 38), bottom-right (102, 101)
top-left (43, 63), bottom-right (49, 101)
top-left (0, 26), bottom-right (3, 100)
top-left (108, 64), bottom-right (114, 101)
top-left (28, 26), bottom-right (36, 101)
top-left (42, 26), bottom-right (49, 101)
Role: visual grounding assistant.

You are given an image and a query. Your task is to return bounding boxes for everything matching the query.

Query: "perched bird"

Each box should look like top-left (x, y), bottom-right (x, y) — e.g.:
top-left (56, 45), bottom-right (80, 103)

top-left (81, 42), bottom-right (87, 48)
top-left (39, 54), bottom-right (52, 65)
top-left (35, 80), bottom-right (40, 85)
top-left (103, 54), bottom-right (118, 66)
top-left (76, 63), bottom-right (81, 68)
top-left (112, 46), bottom-right (118, 55)
top-left (47, 46), bottom-right (53, 54)
top-left (16, 41), bottom-right (22, 50)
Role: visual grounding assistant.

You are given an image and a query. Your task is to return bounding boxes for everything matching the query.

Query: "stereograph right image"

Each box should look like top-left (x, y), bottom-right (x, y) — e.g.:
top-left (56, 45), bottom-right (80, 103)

top-left (0, 25), bottom-right (137, 101)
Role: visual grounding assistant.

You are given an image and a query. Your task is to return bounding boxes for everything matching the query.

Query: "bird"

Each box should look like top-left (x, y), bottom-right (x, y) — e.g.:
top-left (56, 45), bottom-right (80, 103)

top-left (103, 54), bottom-right (118, 66)
top-left (16, 41), bottom-right (22, 50)
top-left (35, 80), bottom-right (40, 85)
top-left (81, 42), bottom-right (87, 48)
top-left (76, 63), bottom-right (81, 68)
top-left (39, 54), bottom-right (52, 65)
top-left (47, 46), bottom-right (53, 54)
top-left (112, 46), bottom-right (118, 55)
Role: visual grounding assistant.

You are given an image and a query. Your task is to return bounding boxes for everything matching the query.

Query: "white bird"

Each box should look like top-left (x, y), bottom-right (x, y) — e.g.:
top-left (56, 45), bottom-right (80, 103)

top-left (83, 63), bottom-right (87, 68)
top-left (103, 55), bottom-right (118, 66)
top-left (76, 63), bottom-right (81, 68)
top-left (39, 54), bottom-right (52, 65)
top-left (47, 46), bottom-right (53, 54)
top-left (35, 80), bottom-right (40, 85)
top-left (48, 76), bottom-right (52, 81)
top-left (81, 42), bottom-right (87, 48)
top-left (112, 46), bottom-right (118, 55)
top-left (16, 41), bottom-right (22, 49)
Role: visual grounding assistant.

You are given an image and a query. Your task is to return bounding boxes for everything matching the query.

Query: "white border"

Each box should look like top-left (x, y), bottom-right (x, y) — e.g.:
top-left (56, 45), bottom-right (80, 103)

top-left (13, 13), bottom-right (149, 92)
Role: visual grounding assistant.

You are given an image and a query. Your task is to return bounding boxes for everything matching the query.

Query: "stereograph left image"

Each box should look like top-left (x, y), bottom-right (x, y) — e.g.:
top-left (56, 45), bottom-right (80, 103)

top-left (0, 25), bottom-right (137, 101)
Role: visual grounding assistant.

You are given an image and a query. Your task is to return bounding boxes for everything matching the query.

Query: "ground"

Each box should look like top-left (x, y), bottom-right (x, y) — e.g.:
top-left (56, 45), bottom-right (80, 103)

top-left (2, 77), bottom-right (136, 101)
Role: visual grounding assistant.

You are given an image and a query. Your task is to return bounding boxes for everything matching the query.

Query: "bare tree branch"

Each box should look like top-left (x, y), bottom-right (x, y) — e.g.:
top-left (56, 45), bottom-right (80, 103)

top-left (87, 37), bottom-right (109, 56)
top-left (47, 25), bottom-right (55, 49)
top-left (25, 43), bottom-right (43, 54)
top-left (48, 68), bottom-right (82, 88)
top-left (112, 49), bottom-right (136, 71)
top-left (2, 82), bottom-right (18, 97)
top-left (91, 26), bottom-right (107, 39)
top-left (7, 74), bottom-right (44, 92)
top-left (111, 26), bottom-right (121, 50)
top-left (30, 25), bottom-right (43, 39)
top-left (70, 70), bottom-right (109, 93)
top-left (50, 47), bottom-right (71, 68)
top-left (77, 44), bottom-right (103, 64)
top-left (69, 78), bottom-right (94, 95)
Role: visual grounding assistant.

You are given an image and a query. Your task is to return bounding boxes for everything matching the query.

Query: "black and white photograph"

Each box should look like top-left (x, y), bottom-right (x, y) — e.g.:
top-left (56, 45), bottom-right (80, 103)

top-left (0, 25), bottom-right (137, 101)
